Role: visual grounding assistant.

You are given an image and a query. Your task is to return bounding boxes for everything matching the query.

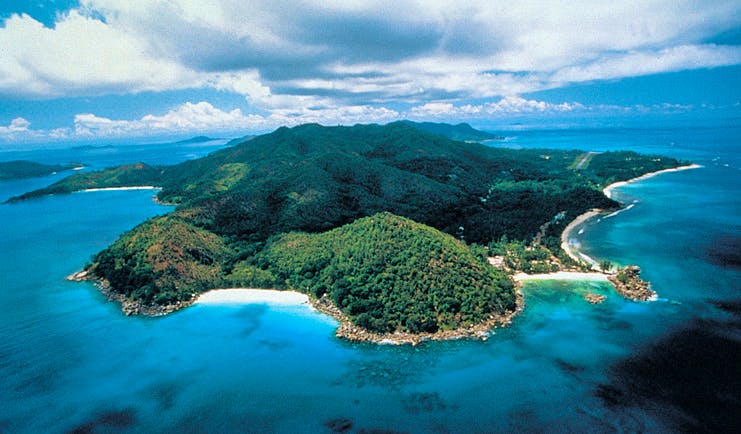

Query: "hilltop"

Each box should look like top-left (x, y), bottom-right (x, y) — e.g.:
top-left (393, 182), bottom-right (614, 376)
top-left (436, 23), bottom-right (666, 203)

top-left (400, 120), bottom-right (503, 142)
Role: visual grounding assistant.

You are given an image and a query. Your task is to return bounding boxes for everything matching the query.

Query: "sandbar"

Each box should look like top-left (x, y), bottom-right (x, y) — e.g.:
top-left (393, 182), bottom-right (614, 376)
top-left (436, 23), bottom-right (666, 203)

top-left (195, 288), bottom-right (309, 306)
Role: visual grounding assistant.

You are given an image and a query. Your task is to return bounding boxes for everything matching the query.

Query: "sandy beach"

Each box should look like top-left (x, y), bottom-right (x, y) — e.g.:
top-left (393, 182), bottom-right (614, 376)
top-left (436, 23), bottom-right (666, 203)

top-left (560, 209), bottom-right (602, 268)
top-left (80, 186), bottom-right (160, 192)
top-left (561, 164), bottom-right (702, 267)
top-left (513, 271), bottom-right (609, 282)
top-left (603, 164), bottom-right (701, 199)
top-left (195, 288), bottom-right (309, 306)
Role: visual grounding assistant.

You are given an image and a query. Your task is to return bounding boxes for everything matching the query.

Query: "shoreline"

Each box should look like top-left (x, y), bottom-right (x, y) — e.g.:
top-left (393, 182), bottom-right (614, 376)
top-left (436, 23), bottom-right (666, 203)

top-left (195, 288), bottom-right (309, 306)
top-left (561, 164), bottom-right (702, 267)
top-left (560, 210), bottom-right (602, 269)
top-left (603, 164), bottom-right (701, 199)
top-left (66, 164), bottom-right (699, 344)
top-left (77, 186), bottom-right (160, 193)
top-left (68, 271), bottom-right (524, 345)
top-left (513, 271), bottom-right (608, 282)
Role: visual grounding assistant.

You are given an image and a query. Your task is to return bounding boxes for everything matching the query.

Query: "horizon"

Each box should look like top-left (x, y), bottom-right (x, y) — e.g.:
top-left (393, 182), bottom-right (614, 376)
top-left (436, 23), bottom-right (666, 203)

top-left (1, 1), bottom-right (740, 144)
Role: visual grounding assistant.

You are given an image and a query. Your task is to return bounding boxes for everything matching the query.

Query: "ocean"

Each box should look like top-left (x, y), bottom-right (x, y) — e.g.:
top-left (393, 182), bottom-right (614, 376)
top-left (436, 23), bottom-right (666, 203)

top-left (0, 124), bottom-right (738, 433)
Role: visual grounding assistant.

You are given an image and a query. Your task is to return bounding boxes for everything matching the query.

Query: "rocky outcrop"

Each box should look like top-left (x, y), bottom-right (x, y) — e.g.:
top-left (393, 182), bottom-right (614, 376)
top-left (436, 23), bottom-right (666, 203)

top-left (584, 293), bottom-right (606, 304)
top-left (67, 268), bottom-right (195, 316)
top-left (310, 292), bottom-right (524, 346)
top-left (607, 266), bottom-right (656, 301)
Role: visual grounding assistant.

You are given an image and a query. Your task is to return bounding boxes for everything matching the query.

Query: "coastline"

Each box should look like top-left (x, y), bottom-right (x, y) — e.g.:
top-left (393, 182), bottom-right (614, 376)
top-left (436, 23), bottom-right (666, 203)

top-left (195, 288), bottom-right (309, 306)
top-left (513, 271), bottom-right (608, 282)
top-left (77, 186), bottom-right (160, 193)
top-left (310, 290), bottom-right (524, 346)
top-left (68, 270), bottom-right (524, 345)
top-left (560, 210), bottom-right (602, 269)
top-left (64, 164), bottom-right (699, 344)
top-left (561, 164), bottom-right (702, 267)
top-left (603, 164), bottom-right (701, 199)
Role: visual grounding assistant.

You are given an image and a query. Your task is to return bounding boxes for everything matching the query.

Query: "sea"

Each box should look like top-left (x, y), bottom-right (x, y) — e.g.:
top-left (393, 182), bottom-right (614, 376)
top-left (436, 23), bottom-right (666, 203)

top-left (0, 123), bottom-right (738, 433)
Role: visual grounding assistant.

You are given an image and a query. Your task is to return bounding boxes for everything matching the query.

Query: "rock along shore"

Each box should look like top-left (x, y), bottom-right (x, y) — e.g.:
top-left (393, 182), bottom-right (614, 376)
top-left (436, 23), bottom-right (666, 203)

top-left (67, 269), bottom-right (525, 346)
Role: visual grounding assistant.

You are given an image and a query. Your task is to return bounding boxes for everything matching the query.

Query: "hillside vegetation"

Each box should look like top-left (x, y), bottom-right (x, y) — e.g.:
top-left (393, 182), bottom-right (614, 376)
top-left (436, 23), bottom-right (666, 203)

top-left (12, 122), bottom-right (687, 337)
top-left (251, 213), bottom-right (515, 333)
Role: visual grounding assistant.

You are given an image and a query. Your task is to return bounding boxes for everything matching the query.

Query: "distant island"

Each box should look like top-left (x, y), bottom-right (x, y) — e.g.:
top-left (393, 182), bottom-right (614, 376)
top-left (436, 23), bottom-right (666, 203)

top-left (0, 160), bottom-right (83, 181)
top-left (16, 121), bottom-right (690, 344)
top-left (175, 135), bottom-right (220, 144)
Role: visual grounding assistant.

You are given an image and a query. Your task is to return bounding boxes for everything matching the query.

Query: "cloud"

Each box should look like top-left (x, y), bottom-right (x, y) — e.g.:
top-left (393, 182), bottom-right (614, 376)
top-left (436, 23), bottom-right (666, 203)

top-left (0, 117), bottom-right (31, 133)
top-left (0, 10), bottom-right (200, 98)
top-left (551, 44), bottom-right (741, 84)
top-left (1, 0), bottom-right (739, 106)
top-left (2, 96), bottom-right (709, 143)
top-left (0, 1), bottom-right (739, 141)
top-left (408, 97), bottom-right (585, 119)
top-left (73, 102), bottom-right (269, 137)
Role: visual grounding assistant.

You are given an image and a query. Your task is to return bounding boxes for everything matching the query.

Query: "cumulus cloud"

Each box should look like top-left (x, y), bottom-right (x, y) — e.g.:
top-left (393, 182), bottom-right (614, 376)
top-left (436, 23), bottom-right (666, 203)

top-left (73, 102), bottom-right (269, 137)
top-left (68, 101), bottom-right (399, 139)
top-left (3, 96), bottom-right (703, 143)
top-left (408, 97), bottom-right (585, 119)
top-left (0, 10), bottom-right (200, 98)
top-left (1, 0), bottom-right (739, 104)
top-left (0, 0), bottom-right (739, 140)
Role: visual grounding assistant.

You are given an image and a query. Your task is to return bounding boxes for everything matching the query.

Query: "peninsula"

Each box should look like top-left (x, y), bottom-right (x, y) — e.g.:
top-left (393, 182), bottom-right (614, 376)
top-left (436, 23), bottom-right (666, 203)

top-left (0, 160), bottom-right (83, 181)
top-left (28, 121), bottom-right (689, 343)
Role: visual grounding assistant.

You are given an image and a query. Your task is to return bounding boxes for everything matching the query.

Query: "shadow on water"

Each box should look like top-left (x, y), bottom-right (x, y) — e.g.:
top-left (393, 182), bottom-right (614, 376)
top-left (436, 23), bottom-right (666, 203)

top-left (230, 304), bottom-right (268, 338)
top-left (596, 301), bottom-right (741, 432)
top-left (65, 409), bottom-right (136, 434)
top-left (704, 235), bottom-right (741, 269)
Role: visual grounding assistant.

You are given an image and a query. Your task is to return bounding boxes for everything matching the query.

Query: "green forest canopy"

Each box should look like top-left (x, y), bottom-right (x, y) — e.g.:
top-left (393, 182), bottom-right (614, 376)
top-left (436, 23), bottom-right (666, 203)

top-left (12, 121), bottom-right (687, 335)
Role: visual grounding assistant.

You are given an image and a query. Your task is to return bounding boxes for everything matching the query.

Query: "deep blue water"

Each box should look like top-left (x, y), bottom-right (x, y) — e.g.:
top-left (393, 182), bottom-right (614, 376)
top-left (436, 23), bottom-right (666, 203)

top-left (0, 127), bottom-right (738, 433)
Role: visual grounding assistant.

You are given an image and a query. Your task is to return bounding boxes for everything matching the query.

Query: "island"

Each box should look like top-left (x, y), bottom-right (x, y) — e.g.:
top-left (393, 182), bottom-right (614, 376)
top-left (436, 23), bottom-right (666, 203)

top-left (0, 160), bottom-right (83, 181)
top-left (18, 121), bottom-right (691, 344)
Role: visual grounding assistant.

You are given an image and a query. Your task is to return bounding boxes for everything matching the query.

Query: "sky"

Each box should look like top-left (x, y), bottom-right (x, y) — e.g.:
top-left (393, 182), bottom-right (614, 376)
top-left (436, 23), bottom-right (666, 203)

top-left (0, 0), bottom-right (740, 143)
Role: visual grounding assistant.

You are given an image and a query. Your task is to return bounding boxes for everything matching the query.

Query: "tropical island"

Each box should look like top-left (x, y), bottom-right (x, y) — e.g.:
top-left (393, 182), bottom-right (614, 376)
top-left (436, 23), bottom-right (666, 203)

top-left (0, 160), bottom-right (83, 181)
top-left (13, 121), bottom-right (692, 344)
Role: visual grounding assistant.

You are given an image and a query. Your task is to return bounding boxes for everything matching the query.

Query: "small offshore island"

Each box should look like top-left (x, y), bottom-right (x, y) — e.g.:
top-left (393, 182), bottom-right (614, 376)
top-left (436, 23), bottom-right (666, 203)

top-left (17, 121), bottom-right (694, 345)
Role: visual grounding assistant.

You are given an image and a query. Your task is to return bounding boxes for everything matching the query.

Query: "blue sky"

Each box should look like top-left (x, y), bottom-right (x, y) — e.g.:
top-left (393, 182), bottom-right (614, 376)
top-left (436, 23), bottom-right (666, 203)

top-left (1, 1), bottom-right (740, 143)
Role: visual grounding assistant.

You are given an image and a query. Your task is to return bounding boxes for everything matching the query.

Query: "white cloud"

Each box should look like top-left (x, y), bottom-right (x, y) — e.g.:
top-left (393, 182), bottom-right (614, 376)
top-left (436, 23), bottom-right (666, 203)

top-left (0, 117), bottom-right (48, 142)
top-left (1, 0), bottom-right (739, 104)
top-left (0, 96), bottom-right (714, 143)
top-left (73, 102), bottom-right (269, 137)
top-left (0, 1), bottom-right (739, 141)
top-left (0, 118), bottom-right (30, 133)
top-left (0, 11), bottom-right (200, 98)
top-left (551, 45), bottom-right (741, 84)
top-left (408, 97), bottom-right (584, 119)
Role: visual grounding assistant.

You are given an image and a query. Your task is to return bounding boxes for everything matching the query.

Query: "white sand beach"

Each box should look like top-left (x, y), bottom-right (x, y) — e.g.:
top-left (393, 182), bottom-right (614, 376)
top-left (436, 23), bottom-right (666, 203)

top-left (561, 164), bottom-right (702, 268)
top-left (195, 288), bottom-right (309, 306)
top-left (80, 186), bottom-right (160, 192)
top-left (603, 164), bottom-right (701, 199)
top-left (513, 271), bottom-right (609, 282)
top-left (560, 209), bottom-right (601, 268)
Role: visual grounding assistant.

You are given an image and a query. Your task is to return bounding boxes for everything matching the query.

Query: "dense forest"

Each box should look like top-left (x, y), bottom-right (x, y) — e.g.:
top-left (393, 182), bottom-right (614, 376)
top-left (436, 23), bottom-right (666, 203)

top-left (236, 213), bottom-right (514, 333)
top-left (11, 121), bottom-right (687, 336)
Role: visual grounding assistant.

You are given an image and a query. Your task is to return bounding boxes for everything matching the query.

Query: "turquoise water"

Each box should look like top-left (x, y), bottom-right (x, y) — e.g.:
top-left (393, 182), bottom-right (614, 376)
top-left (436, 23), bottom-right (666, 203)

top-left (1, 126), bottom-right (738, 432)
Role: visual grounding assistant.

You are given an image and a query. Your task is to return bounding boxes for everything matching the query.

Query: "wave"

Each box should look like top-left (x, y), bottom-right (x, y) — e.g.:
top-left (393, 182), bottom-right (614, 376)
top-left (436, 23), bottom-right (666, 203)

top-left (603, 203), bottom-right (635, 219)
